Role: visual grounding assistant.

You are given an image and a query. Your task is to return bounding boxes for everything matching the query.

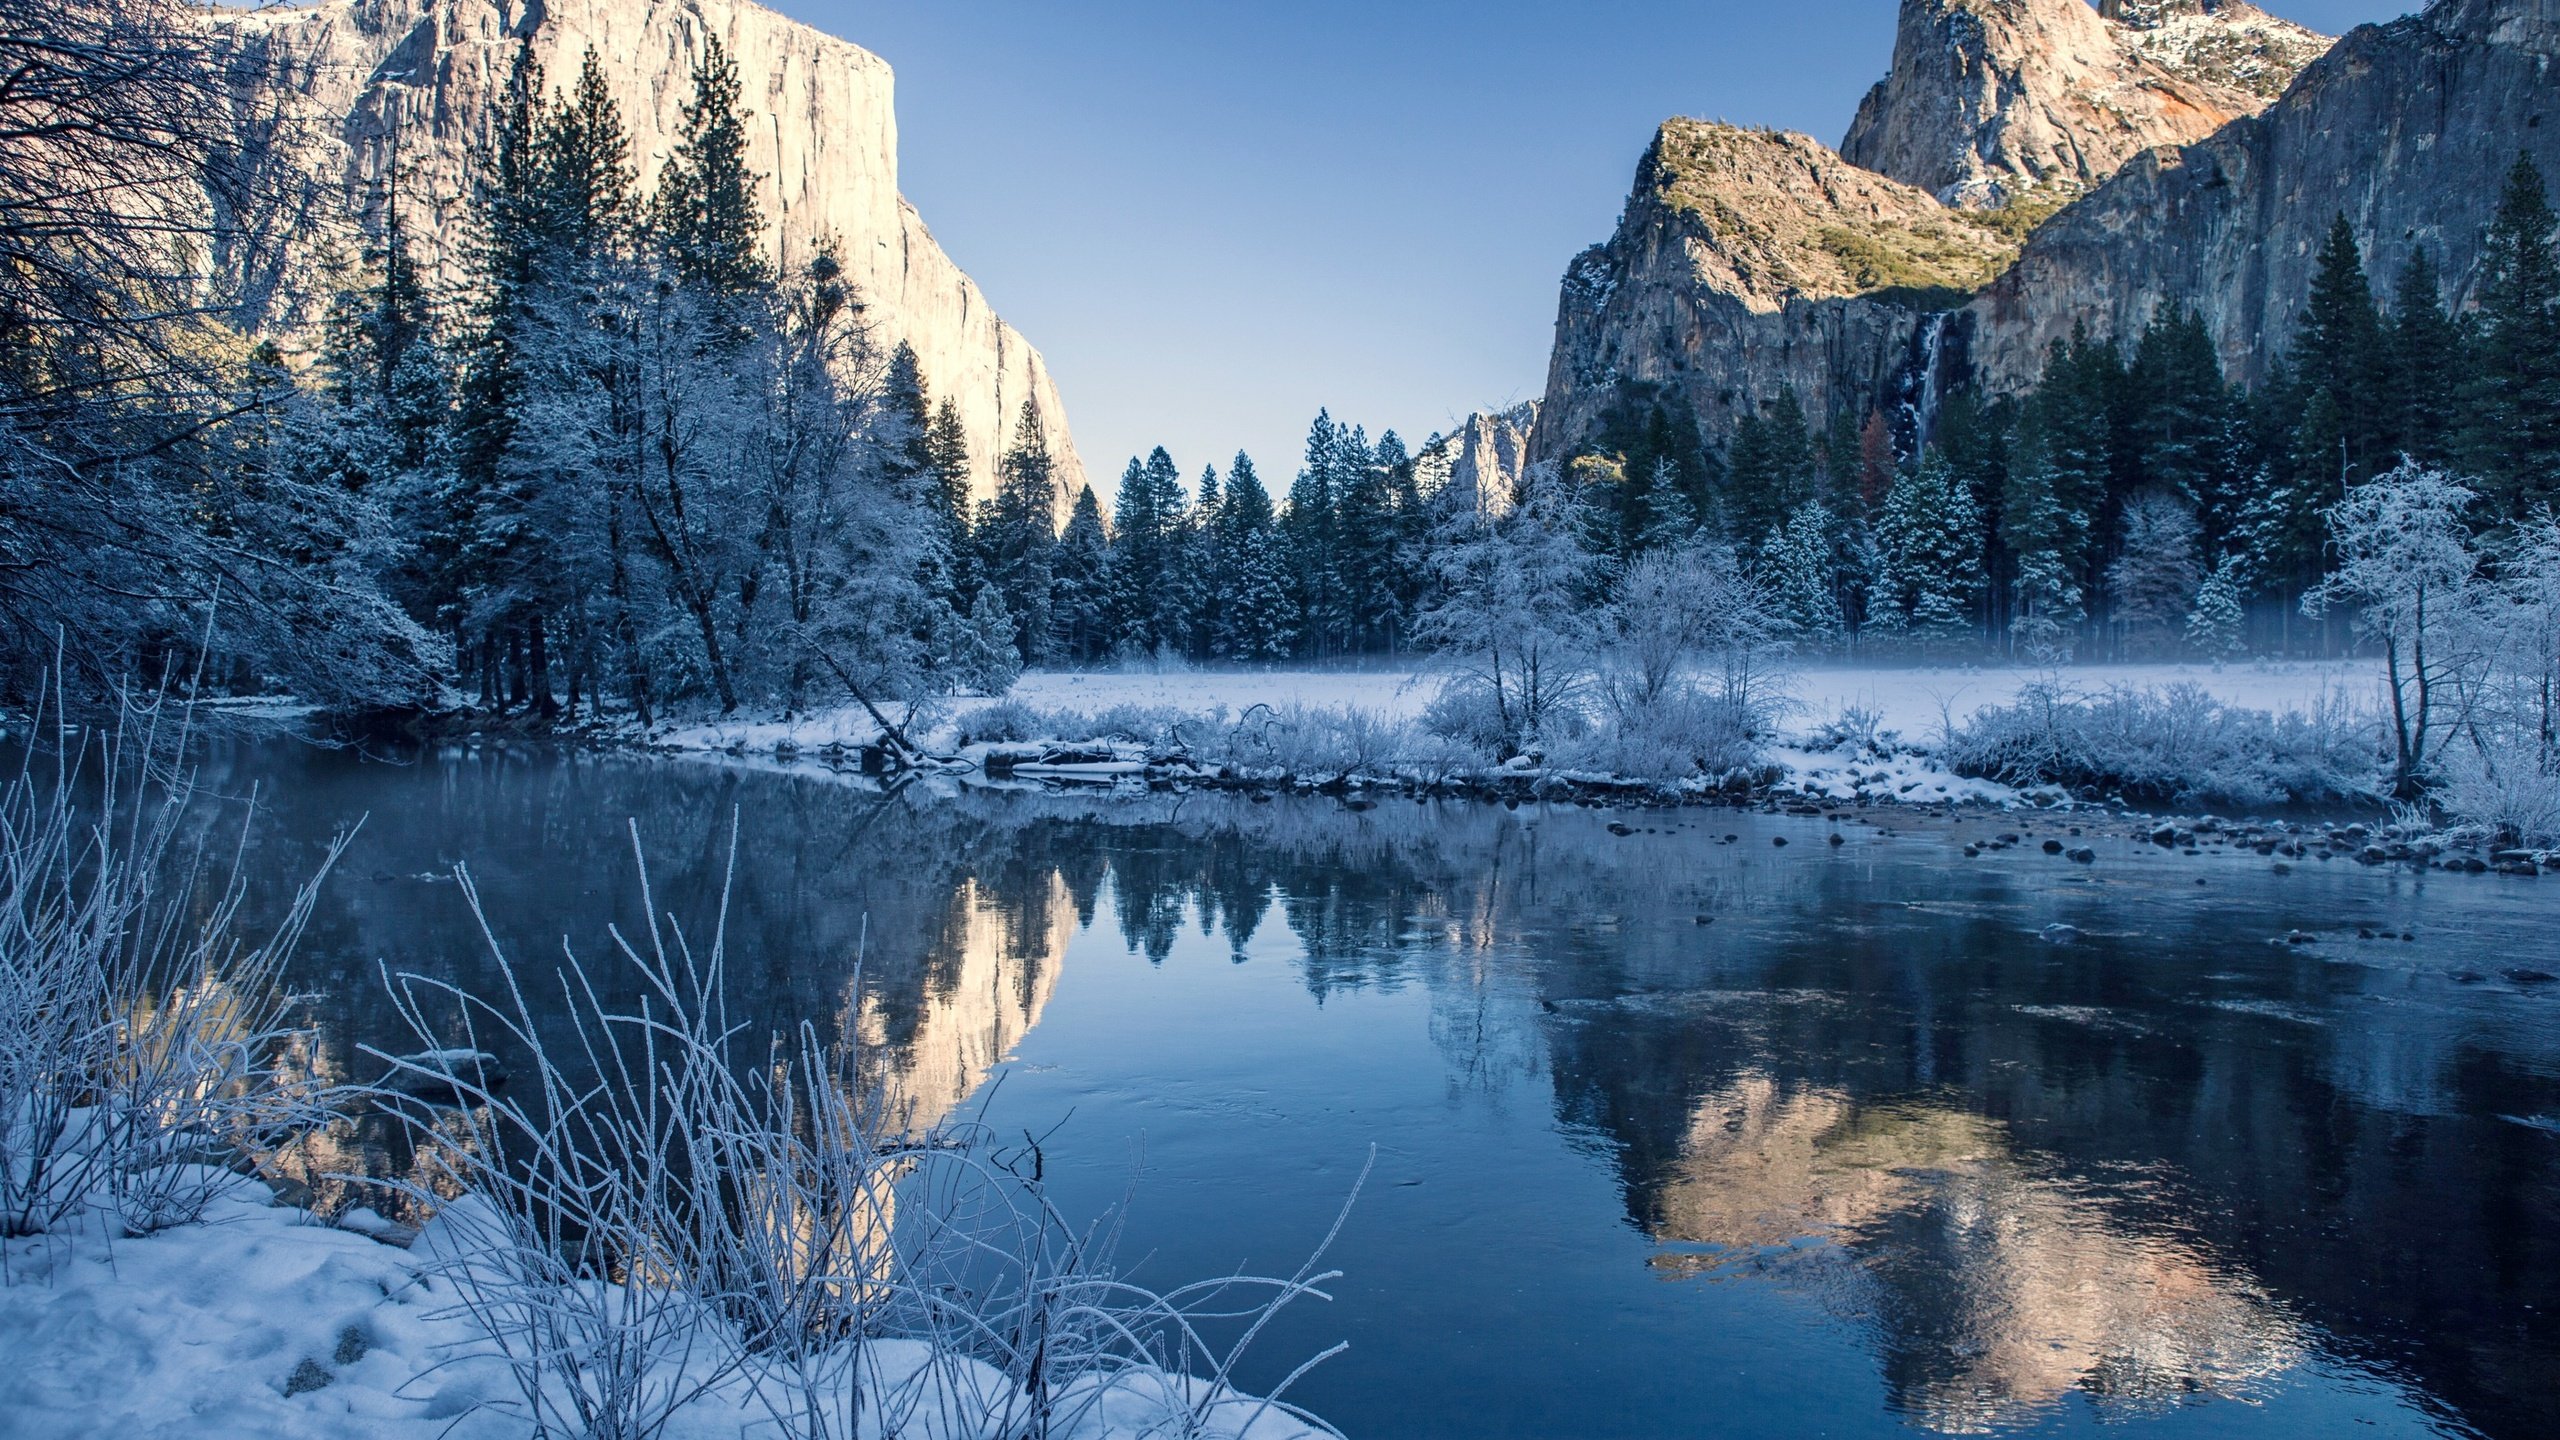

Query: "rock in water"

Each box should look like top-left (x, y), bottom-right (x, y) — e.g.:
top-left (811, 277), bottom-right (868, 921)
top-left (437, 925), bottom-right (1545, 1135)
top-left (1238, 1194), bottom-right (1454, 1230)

top-left (2039, 923), bottom-right (2080, 944)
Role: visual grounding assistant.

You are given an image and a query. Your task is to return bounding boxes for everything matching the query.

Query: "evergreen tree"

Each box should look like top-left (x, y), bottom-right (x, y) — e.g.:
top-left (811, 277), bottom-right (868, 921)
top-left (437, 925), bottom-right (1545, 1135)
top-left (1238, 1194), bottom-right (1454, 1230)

top-left (2384, 247), bottom-right (2462, 467)
top-left (1932, 386), bottom-right (2009, 628)
top-left (1634, 456), bottom-right (1700, 552)
top-left (1283, 411), bottom-right (1346, 657)
top-left (1108, 447), bottom-right (1189, 655)
top-left (1212, 452), bottom-right (1295, 660)
top-left (2291, 215), bottom-right (2389, 482)
top-left (1050, 484), bottom-right (1113, 662)
top-left (2462, 153), bottom-right (2560, 516)
top-left (2129, 308), bottom-right (2239, 535)
top-left (1763, 501), bottom-right (1845, 648)
top-left (951, 585), bottom-right (1023, 694)
top-left (2185, 557), bottom-right (2247, 658)
top-left (1332, 427), bottom-right (1404, 650)
top-left (440, 44), bottom-right (559, 706)
top-left (1185, 463), bottom-right (1222, 657)
top-left (880, 343), bottom-right (931, 494)
top-left (2003, 337), bottom-right (2108, 652)
top-left (1871, 451), bottom-right (1982, 650)
top-left (924, 398), bottom-right (975, 566)
top-left (541, 51), bottom-right (635, 270)
top-left (979, 400), bottom-right (1058, 661)
top-left (1724, 387), bottom-right (1818, 550)
top-left (652, 32), bottom-right (765, 296)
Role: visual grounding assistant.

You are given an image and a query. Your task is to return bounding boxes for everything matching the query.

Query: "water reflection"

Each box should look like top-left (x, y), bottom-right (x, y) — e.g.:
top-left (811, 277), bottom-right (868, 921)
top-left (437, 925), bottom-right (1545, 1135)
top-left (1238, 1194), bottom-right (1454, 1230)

top-left (1652, 1075), bottom-right (2299, 1432)
top-left (204, 745), bottom-right (2559, 1439)
top-left (853, 873), bottom-right (1069, 1137)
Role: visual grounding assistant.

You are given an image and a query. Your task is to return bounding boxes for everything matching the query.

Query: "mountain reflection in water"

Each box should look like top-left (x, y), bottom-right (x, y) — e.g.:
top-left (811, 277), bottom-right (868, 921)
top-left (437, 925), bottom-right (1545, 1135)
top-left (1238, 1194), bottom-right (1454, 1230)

top-left (205, 744), bottom-right (2557, 1439)
top-left (1652, 1075), bottom-right (2300, 1432)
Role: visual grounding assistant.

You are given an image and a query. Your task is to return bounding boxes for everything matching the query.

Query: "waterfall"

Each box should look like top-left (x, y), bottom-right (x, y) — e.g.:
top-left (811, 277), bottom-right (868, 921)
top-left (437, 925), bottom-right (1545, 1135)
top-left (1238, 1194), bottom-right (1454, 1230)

top-left (1892, 311), bottom-right (1960, 463)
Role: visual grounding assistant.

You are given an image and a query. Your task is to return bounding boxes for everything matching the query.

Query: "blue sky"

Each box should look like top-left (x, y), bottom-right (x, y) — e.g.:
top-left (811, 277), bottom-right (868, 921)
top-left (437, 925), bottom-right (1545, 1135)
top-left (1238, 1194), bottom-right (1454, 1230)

top-left (775, 0), bottom-right (2411, 498)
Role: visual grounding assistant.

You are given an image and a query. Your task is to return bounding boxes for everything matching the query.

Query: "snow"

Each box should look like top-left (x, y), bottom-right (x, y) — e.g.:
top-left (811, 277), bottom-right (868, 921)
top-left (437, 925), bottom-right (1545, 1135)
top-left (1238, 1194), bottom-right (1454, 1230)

top-left (0, 1183), bottom-right (1330, 1440)
top-left (650, 659), bottom-right (2379, 807)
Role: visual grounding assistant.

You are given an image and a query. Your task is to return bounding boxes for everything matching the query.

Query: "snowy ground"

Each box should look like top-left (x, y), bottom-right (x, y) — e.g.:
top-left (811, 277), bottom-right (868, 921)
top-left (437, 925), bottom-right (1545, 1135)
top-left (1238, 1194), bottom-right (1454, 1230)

top-left (0, 1181), bottom-right (1329, 1440)
top-left (654, 659), bottom-right (2379, 806)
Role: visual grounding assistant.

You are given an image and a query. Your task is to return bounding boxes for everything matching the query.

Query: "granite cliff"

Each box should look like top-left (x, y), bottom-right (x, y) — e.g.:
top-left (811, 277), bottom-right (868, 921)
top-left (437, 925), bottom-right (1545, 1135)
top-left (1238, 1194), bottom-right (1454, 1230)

top-left (1968, 0), bottom-right (2560, 391)
top-left (1535, 0), bottom-right (2358, 469)
top-left (1843, 0), bottom-right (2324, 207)
top-left (210, 0), bottom-right (1083, 506)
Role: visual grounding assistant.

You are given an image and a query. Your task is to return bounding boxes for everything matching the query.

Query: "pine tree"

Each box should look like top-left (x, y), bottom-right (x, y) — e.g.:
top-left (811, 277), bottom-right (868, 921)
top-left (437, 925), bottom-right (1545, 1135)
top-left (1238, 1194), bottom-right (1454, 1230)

top-left (1185, 463), bottom-right (1222, 657)
top-left (1283, 411), bottom-right (1345, 657)
top-left (542, 50), bottom-right (635, 270)
top-left (1725, 387), bottom-right (1817, 550)
top-left (1107, 447), bottom-right (1189, 656)
top-left (652, 32), bottom-right (765, 296)
top-left (924, 398), bottom-right (974, 560)
top-left (2185, 557), bottom-right (2247, 658)
top-left (979, 400), bottom-right (1058, 661)
top-left (1871, 451), bottom-right (1982, 651)
top-left (2291, 215), bottom-right (2388, 482)
top-left (1634, 456), bottom-right (1699, 553)
top-left (1050, 484), bottom-right (1113, 662)
top-left (951, 585), bottom-right (1023, 694)
top-left (2384, 247), bottom-right (2461, 468)
top-left (2129, 308), bottom-right (2237, 529)
top-left (1213, 452), bottom-right (1295, 660)
top-left (2003, 339), bottom-right (2107, 654)
top-left (2463, 153), bottom-right (2560, 516)
top-left (1763, 501), bottom-right (1845, 648)
top-left (880, 343), bottom-right (931, 493)
top-left (1332, 426), bottom-right (1402, 650)
top-left (441, 44), bottom-right (550, 704)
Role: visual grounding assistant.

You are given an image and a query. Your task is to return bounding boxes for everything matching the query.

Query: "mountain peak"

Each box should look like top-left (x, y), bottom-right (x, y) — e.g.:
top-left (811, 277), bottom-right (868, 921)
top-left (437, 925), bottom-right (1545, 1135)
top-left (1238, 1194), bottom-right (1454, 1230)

top-left (1840, 0), bottom-right (2330, 208)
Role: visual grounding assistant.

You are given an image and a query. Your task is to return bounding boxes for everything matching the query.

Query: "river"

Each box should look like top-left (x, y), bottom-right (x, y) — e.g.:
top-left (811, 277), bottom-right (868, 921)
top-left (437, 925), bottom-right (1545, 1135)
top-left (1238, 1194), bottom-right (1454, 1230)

top-left (208, 742), bottom-right (2559, 1439)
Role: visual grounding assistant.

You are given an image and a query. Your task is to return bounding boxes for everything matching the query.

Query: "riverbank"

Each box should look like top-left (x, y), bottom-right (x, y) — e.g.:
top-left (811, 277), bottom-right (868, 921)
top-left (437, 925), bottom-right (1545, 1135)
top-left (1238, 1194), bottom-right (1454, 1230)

top-left (0, 1172), bottom-right (1333, 1440)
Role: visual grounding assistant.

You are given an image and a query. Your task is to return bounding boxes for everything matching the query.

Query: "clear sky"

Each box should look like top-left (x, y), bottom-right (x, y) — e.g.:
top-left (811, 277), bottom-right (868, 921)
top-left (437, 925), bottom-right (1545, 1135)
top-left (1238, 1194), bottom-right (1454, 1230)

top-left (773, 0), bottom-right (2413, 499)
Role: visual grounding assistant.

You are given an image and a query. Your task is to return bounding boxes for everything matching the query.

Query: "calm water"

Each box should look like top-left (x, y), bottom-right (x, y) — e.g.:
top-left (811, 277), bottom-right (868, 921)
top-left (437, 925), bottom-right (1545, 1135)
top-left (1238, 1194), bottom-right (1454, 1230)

top-left (209, 743), bottom-right (2560, 1439)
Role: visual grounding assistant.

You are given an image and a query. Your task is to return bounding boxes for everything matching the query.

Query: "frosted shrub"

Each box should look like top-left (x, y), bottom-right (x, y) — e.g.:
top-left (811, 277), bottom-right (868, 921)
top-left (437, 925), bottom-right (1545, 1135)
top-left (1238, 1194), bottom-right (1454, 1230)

top-left (1558, 686), bottom-right (1759, 783)
top-left (373, 824), bottom-right (1356, 1440)
top-left (1421, 674), bottom-right (1587, 763)
top-left (1946, 682), bottom-right (2381, 807)
top-left (2438, 738), bottom-right (2560, 845)
top-left (953, 698), bottom-right (1066, 746)
top-left (0, 690), bottom-right (346, 1239)
top-left (1223, 704), bottom-right (1414, 782)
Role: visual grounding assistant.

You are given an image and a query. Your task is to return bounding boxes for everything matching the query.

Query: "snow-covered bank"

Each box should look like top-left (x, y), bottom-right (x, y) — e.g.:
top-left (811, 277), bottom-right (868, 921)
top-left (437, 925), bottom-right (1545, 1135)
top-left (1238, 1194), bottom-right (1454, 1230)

top-left (652, 660), bottom-right (2385, 815)
top-left (0, 1184), bottom-right (1329, 1440)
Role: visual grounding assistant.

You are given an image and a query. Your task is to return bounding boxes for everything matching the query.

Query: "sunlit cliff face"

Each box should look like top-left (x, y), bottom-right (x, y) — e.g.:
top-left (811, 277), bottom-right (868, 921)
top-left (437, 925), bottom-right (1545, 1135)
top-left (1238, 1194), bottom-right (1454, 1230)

top-left (850, 873), bottom-right (1071, 1140)
top-left (1650, 1074), bottom-right (2301, 1433)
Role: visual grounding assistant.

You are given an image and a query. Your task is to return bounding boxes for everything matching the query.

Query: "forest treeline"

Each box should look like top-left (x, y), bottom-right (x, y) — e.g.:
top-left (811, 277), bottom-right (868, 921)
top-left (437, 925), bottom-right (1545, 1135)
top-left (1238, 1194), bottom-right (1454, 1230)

top-left (9, 0), bottom-right (2560, 735)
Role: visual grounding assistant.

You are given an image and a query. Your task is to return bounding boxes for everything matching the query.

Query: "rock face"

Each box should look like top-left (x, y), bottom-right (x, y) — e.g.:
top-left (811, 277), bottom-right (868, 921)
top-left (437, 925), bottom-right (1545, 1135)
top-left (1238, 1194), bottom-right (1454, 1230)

top-left (210, 0), bottom-right (1082, 508)
top-left (1967, 0), bottom-right (2560, 393)
top-left (1840, 0), bottom-right (2324, 208)
top-left (1532, 121), bottom-right (2013, 466)
top-left (1418, 401), bottom-right (1538, 515)
top-left (1538, 0), bottom-right (2560, 475)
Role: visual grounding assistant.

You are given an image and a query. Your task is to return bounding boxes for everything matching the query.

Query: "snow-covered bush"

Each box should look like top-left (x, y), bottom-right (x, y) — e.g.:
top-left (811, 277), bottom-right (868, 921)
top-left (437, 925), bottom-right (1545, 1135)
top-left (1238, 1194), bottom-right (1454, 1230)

top-left (2437, 737), bottom-right (2560, 845)
top-left (0, 689), bottom-right (347, 1239)
top-left (371, 829), bottom-right (1356, 1440)
top-left (1416, 464), bottom-right (1599, 759)
top-left (1944, 681), bottom-right (2381, 807)
top-left (1556, 685), bottom-right (1760, 782)
top-left (1224, 704), bottom-right (1416, 782)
